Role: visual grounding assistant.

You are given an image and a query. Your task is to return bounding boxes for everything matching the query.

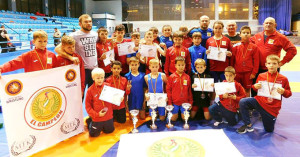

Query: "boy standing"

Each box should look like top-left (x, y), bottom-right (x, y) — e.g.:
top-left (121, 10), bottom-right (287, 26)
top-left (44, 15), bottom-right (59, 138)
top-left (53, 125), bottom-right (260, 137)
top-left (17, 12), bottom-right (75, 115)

top-left (167, 56), bottom-right (193, 121)
top-left (237, 55), bottom-right (292, 133)
top-left (189, 32), bottom-right (207, 74)
top-left (209, 66), bottom-right (246, 126)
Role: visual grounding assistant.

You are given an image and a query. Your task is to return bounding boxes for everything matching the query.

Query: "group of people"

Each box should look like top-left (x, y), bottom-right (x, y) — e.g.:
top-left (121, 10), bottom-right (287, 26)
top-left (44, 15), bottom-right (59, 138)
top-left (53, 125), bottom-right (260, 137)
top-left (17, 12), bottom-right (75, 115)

top-left (0, 14), bottom-right (297, 137)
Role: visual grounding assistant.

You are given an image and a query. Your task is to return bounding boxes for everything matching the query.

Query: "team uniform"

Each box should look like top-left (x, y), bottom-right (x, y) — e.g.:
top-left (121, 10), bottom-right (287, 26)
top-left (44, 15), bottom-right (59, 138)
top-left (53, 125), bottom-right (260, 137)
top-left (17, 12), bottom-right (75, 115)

top-left (96, 40), bottom-right (113, 78)
top-left (188, 28), bottom-right (213, 47)
top-left (231, 42), bottom-right (259, 89)
top-left (159, 36), bottom-right (173, 71)
top-left (167, 72), bottom-right (193, 114)
top-left (189, 45), bottom-right (207, 74)
top-left (209, 80), bottom-right (246, 126)
top-left (85, 82), bottom-right (115, 137)
top-left (56, 53), bottom-right (86, 93)
top-left (114, 39), bottom-right (131, 75)
top-left (125, 72), bottom-right (146, 110)
top-left (127, 50), bottom-right (146, 73)
top-left (164, 46), bottom-right (192, 76)
top-left (182, 36), bottom-right (193, 49)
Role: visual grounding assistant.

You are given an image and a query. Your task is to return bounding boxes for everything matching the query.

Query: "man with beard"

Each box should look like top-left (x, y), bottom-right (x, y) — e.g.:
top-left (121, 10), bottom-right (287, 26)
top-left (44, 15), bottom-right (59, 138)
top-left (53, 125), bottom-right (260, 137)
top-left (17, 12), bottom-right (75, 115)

top-left (225, 21), bottom-right (241, 45)
top-left (55, 14), bottom-right (98, 88)
top-left (188, 15), bottom-right (213, 47)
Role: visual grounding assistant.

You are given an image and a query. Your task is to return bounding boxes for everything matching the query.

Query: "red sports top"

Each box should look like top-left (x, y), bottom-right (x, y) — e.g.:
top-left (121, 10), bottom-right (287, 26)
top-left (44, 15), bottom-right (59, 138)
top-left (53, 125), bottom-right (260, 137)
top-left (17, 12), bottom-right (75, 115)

top-left (96, 40), bottom-right (113, 73)
top-left (182, 37), bottom-right (193, 49)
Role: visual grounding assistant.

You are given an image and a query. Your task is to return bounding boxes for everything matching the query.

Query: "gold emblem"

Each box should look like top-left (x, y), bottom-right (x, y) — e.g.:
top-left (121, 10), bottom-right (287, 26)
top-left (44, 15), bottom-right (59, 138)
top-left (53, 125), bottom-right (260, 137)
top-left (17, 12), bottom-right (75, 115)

top-left (5, 80), bottom-right (23, 96)
top-left (65, 69), bottom-right (76, 82)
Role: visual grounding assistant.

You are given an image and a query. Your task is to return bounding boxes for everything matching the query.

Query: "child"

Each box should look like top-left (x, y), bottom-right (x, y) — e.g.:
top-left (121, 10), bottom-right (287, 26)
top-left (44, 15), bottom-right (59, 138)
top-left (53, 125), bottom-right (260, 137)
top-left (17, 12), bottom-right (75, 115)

top-left (189, 32), bottom-right (207, 74)
top-left (125, 57), bottom-right (146, 119)
top-left (149, 27), bottom-right (160, 44)
top-left (105, 61), bottom-right (131, 123)
top-left (165, 31), bottom-right (191, 77)
top-left (209, 66), bottom-right (246, 126)
top-left (159, 25), bottom-right (173, 71)
top-left (237, 55), bottom-right (292, 133)
top-left (113, 24), bottom-right (131, 75)
top-left (126, 32), bottom-right (145, 72)
top-left (166, 56), bottom-right (193, 121)
top-left (145, 58), bottom-right (168, 121)
top-left (56, 35), bottom-right (85, 96)
top-left (0, 30), bottom-right (57, 75)
top-left (85, 68), bottom-right (115, 137)
top-left (142, 31), bottom-right (166, 74)
top-left (191, 59), bottom-right (213, 120)
top-left (179, 26), bottom-right (193, 48)
top-left (231, 26), bottom-right (259, 97)
top-left (96, 27), bottom-right (114, 78)
top-left (206, 21), bottom-right (232, 83)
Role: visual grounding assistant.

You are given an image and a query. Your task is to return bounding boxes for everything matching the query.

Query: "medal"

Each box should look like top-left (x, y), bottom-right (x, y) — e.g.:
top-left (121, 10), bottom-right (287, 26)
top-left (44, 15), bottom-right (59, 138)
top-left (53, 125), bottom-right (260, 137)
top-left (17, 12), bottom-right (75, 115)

top-left (214, 36), bottom-right (223, 52)
top-left (267, 71), bottom-right (279, 103)
top-left (267, 97), bottom-right (273, 103)
top-left (242, 44), bottom-right (250, 67)
top-left (201, 93), bottom-right (205, 99)
top-left (197, 73), bottom-right (206, 98)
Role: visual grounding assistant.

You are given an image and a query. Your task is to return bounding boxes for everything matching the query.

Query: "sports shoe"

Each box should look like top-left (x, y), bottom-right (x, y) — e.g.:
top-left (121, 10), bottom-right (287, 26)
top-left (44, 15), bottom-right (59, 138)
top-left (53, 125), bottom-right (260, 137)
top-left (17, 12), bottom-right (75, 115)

top-left (214, 121), bottom-right (222, 126)
top-left (237, 124), bottom-right (254, 134)
top-left (85, 117), bottom-right (92, 130)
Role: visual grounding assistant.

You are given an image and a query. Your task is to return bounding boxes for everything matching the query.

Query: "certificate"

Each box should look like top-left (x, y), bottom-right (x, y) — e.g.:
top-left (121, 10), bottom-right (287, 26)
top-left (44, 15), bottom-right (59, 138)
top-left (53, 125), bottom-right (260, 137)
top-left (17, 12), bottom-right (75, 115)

top-left (257, 81), bottom-right (282, 100)
top-left (147, 93), bottom-right (167, 107)
top-left (194, 78), bottom-right (214, 92)
top-left (103, 49), bottom-right (115, 66)
top-left (139, 45), bottom-right (157, 57)
top-left (207, 46), bottom-right (227, 62)
top-left (214, 82), bottom-right (236, 95)
top-left (117, 42), bottom-right (136, 56)
top-left (99, 85), bottom-right (125, 106)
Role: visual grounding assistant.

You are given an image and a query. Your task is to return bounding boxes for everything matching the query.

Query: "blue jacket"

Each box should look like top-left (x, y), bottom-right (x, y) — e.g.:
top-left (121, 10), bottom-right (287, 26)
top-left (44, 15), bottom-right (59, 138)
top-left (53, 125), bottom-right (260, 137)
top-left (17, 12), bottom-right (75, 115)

top-left (189, 45), bottom-right (207, 74)
top-left (188, 28), bottom-right (213, 47)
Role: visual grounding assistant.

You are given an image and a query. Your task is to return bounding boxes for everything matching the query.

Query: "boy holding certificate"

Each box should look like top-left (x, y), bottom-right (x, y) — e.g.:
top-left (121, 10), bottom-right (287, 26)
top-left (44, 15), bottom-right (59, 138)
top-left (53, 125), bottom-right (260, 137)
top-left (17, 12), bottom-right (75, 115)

top-left (106, 61), bottom-right (132, 123)
top-left (126, 32), bottom-right (145, 72)
top-left (237, 55), bottom-right (292, 133)
top-left (167, 56), bottom-right (193, 121)
top-left (85, 68), bottom-right (115, 137)
top-left (191, 59), bottom-right (213, 120)
top-left (209, 66), bottom-right (246, 126)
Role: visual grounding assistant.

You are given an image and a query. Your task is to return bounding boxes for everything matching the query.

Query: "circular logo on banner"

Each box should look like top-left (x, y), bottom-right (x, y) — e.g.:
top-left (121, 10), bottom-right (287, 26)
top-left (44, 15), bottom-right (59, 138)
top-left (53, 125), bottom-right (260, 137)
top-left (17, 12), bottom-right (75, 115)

top-left (65, 69), bottom-right (76, 82)
top-left (5, 80), bottom-right (23, 96)
top-left (24, 87), bottom-right (67, 130)
top-left (147, 137), bottom-right (205, 157)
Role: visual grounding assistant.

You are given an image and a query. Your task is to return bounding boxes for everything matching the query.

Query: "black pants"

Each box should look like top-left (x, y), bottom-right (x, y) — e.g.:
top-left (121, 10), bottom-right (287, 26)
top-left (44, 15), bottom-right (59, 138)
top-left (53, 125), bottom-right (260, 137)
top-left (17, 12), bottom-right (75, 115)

top-left (89, 118), bottom-right (115, 137)
top-left (0, 43), bottom-right (8, 53)
top-left (113, 108), bottom-right (126, 123)
top-left (84, 69), bottom-right (94, 88)
top-left (54, 39), bottom-right (60, 46)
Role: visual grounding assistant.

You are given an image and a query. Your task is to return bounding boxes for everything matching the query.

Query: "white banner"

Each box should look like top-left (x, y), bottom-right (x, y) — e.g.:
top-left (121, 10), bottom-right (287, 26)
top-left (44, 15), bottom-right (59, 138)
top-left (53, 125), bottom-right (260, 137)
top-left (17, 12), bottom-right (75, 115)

top-left (0, 65), bottom-right (84, 157)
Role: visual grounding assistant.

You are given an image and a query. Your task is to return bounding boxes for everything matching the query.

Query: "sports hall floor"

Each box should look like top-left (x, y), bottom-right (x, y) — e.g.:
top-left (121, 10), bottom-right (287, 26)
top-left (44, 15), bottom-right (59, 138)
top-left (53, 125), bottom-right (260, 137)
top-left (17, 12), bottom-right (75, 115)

top-left (0, 46), bottom-right (299, 157)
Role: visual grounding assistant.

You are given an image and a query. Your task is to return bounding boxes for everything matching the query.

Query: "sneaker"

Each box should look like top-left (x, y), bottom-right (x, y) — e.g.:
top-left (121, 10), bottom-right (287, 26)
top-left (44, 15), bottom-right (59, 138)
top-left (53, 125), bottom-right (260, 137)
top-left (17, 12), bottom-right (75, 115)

top-left (214, 121), bottom-right (222, 126)
top-left (237, 124), bottom-right (254, 134)
top-left (85, 117), bottom-right (92, 130)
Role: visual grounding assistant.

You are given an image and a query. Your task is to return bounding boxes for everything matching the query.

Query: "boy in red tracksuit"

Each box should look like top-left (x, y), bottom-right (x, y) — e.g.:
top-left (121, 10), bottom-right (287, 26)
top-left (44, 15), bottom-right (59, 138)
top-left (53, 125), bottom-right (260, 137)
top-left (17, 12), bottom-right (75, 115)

top-left (96, 27), bottom-right (114, 78)
top-left (167, 56), bottom-right (193, 121)
top-left (165, 31), bottom-right (191, 77)
top-left (209, 66), bottom-right (246, 126)
top-left (179, 26), bottom-right (193, 49)
top-left (231, 26), bottom-right (259, 97)
top-left (0, 30), bottom-right (57, 76)
top-left (105, 61), bottom-right (131, 123)
top-left (237, 55), bottom-right (292, 133)
top-left (56, 35), bottom-right (85, 96)
top-left (85, 68), bottom-right (115, 137)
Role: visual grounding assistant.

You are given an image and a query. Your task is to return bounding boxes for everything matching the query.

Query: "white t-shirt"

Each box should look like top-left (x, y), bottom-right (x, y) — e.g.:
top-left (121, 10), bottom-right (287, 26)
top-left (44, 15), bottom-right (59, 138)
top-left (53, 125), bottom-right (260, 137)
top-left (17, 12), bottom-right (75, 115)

top-left (70, 30), bottom-right (98, 70)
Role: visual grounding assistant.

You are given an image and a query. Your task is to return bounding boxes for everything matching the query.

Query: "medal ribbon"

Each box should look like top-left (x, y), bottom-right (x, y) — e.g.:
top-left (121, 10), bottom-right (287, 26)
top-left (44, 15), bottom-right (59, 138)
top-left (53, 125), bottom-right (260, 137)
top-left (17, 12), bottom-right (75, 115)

top-left (34, 49), bottom-right (48, 70)
top-left (112, 76), bottom-right (121, 89)
top-left (150, 74), bottom-right (158, 94)
top-left (197, 73), bottom-right (206, 93)
top-left (267, 72), bottom-right (279, 97)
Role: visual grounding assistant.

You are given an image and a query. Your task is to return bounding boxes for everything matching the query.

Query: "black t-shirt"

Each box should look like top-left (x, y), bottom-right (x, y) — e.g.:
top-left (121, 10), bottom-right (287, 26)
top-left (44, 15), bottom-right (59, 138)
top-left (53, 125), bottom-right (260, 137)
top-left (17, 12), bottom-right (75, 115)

top-left (191, 73), bottom-right (212, 107)
top-left (225, 34), bottom-right (241, 44)
top-left (0, 29), bottom-right (8, 42)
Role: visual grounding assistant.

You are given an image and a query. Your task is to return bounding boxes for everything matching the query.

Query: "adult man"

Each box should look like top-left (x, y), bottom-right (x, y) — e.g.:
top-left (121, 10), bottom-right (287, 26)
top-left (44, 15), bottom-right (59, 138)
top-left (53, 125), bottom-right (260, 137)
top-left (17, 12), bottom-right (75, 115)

top-left (0, 25), bottom-right (11, 53)
top-left (53, 28), bottom-right (61, 46)
top-left (188, 15), bottom-right (213, 47)
top-left (225, 21), bottom-right (241, 45)
top-left (55, 14), bottom-right (98, 88)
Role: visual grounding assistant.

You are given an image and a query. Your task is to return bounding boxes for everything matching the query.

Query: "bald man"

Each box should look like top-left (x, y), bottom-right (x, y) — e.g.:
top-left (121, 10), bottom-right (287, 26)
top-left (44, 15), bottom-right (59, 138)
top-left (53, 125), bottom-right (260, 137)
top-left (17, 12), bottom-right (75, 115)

top-left (225, 21), bottom-right (241, 45)
top-left (188, 15), bottom-right (213, 47)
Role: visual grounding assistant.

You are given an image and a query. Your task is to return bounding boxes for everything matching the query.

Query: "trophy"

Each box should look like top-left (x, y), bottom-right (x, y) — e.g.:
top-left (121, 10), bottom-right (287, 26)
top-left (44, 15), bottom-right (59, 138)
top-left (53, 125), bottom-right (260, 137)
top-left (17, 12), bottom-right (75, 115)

top-left (149, 104), bottom-right (158, 130)
top-left (130, 110), bottom-right (139, 133)
top-left (165, 105), bottom-right (174, 129)
top-left (182, 103), bottom-right (191, 129)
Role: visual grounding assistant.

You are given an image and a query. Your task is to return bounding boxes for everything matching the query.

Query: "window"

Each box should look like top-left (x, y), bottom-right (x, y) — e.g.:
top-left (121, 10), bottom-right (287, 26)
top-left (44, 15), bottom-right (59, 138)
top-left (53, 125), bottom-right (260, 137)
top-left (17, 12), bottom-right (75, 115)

top-left (122, 0), bottom-right (149, 21)
top-left (70, 0), bottom-right (83, 18)
top-left (185, 0), bottom-right (215, 20)
top-left (253, 0), bottom-right (258, 19)
top-left (153, 0), bottom-right (181, 21)
top-left (219, 0), bottom-right (249, 20)
top-left (16, 0), bottom-right (43, 13)
top-left (49, 0), bottom-right (66, 17)
top-left (0, 0), bottom-right (9, 11)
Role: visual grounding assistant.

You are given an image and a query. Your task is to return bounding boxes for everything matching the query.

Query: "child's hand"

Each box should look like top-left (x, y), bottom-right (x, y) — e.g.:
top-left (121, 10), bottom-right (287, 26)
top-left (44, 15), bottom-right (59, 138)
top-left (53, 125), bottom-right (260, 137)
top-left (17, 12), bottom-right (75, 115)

top-left (100, 53), bottom-right (107, 60)
top-left (72, 57), bottom-right (80, 65)
top-left (229, 94), bottom-right (237, 100)
top-left (254, 83), bottom-right (262, 89)
top-left (127, 81), bottom-right (132, 90)
top-left (136, 52), bottom-right (141, 58)
top-left (165, 97), bottom-right (168, 102)
top-left (223, 93), bottom-right (228, 99)
top-left (277, 87), bottom-right (285, 95)
top-left (192, 84), bottom-right (197, 88)
top-left (250, 74), bottom-right (256, 79)
top-left (226, 51), bottom-right (232, 57)
top-left (99, 109), bottom-right (107, 117)
top-left (145, 93), bottom-right (150, 101)
top-left (206, 49), bottom-right (211, 55)
top-left (159, 43), bottom-right (166, 48)
top-left (211, 83), bottom-right (214, 87)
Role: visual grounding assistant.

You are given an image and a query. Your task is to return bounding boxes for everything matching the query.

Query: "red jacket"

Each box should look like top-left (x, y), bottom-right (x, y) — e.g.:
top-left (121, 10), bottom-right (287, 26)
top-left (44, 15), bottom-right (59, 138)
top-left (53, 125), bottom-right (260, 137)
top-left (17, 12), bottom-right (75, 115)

top-left (250, 31), bottom-right (297, 70)
top-left (105, 75), bottom-right (130, 110)
top-left (0, 48), bottom-right (57, 73)
top-left (167, 72), bottom-right (193, 106)
top-left (182, 37), bottom-right (193, 48)
top-left (114, 39), bottom-right (131, 74)
top-left (231, 42), bottom-right (259, 75)
top-left (96, 40), bottom-right (113, 73)
top-left (164, 46), bottom-right (191, 76)
top-left (206, 36), bottom-right (232, 71)
top-left (56, 53), bottom-right (85, 93)
top-left (85, 82), bottom-right (114, 122)
top-left (253, 72), bottom-right (292, 117)
top-left (219, 80), bottom-right (246, 112)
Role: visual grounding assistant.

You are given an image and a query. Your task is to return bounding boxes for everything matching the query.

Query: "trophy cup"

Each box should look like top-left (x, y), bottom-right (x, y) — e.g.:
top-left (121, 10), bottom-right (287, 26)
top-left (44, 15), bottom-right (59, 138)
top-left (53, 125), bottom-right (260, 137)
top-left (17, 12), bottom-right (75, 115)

top-left (149, 104), bottom-right (158, 130)
top-left (130, 110), bottom-right (139, 133)
top-left (182, 103), bottom-right (191, 129)
top-left (165, 105), bottom-right (174, 129)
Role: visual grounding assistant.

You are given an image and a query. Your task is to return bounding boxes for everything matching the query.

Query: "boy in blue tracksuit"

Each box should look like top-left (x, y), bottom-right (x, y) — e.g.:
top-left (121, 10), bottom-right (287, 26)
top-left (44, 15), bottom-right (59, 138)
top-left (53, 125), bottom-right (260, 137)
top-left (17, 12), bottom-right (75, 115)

top-left (189, 32), bottom-right (207, 74)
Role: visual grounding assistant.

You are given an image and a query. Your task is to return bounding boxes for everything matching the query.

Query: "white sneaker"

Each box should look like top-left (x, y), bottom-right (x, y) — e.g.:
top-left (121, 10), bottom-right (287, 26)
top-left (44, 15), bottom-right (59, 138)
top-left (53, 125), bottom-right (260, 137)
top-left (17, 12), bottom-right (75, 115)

top-left (214, 121), bottom-right (221, 126)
